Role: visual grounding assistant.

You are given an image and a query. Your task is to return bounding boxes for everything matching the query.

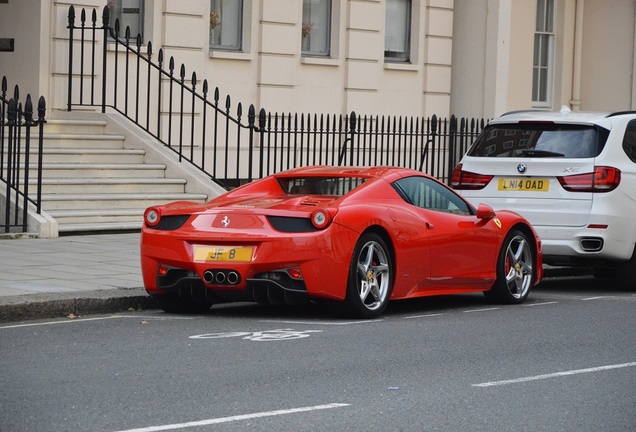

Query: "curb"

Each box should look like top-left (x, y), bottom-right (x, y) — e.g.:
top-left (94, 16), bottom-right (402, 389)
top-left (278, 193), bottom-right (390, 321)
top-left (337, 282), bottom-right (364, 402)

top-left (0, 288), bottom-right (158, 323)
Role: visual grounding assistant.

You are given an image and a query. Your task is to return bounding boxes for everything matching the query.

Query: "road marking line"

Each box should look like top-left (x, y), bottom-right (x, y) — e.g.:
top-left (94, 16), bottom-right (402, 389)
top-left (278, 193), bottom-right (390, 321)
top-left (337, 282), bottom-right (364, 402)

top-left (260, 319), bottom-right (382, 325)
top-left (473, 362), bottom-right (636, 387)
top-left (111, 403), bottom-right (350, 432)
top-left (0, 315), bottom-right (129, 329)
top-left (0, 314), bottom-right (194, 329)
top-left (523, 301), bottom-right (558, 307)
top-left (463, 307), bottom-right (500, 313)
top-left (403, 313), bottom-right (445, 319)
top-left (582, 296), bottom-right (612, 301)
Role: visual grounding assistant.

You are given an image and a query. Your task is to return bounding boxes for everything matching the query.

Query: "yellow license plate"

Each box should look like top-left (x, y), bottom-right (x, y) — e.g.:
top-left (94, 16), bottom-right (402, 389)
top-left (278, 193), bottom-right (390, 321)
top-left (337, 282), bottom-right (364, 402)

top-left (498, 178), bottom-right (549, 192)
top-left (193, 246), bottom-right (254, 262)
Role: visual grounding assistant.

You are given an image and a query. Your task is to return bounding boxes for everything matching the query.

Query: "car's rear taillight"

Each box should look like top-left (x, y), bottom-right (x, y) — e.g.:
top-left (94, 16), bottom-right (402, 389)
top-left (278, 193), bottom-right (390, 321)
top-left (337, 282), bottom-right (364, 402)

top-left (310, 209), bottom-right (332, 229)
top-left (144, 206), bottom-right (163, 227)
top-left (451, 164), bottom-right (494, 190)
top-left (557, 166), bottom-right (621, 193)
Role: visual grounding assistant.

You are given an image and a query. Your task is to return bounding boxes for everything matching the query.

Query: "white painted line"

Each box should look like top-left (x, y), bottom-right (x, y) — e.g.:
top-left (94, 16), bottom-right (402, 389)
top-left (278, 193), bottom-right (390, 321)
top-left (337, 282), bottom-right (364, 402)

top-left (463, 307), bottom-right (500, 313)
top-left (0, 314), bottom-right (195, 330)
top-left (0, 315), bottom-right (128, 329)
top-left (523, 301), bottom-right (558, 307)
top-left (582, 296), bottom-right (612, 301)
top-left (473, 362), bottom-right (636, 388)
top-left (403, 313), bottom-right (445, 319)
top-left (260, 319), bottom-right (383, 326)
top-left (112, 403), bottom-right (350, 432)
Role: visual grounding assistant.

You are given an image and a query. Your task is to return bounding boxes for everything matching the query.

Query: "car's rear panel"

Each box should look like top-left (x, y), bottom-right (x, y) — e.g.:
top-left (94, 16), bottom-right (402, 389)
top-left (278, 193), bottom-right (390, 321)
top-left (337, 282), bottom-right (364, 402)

top-left (458, 157), bottom-right (596, 227)
top-left (453, 111), bottom-right (636, 262)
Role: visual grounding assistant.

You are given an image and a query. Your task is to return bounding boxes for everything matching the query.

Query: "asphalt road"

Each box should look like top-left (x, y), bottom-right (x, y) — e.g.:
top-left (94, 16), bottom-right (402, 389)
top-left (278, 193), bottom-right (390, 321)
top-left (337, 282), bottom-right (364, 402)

top-left (1, 275), bottom-right (635, 432)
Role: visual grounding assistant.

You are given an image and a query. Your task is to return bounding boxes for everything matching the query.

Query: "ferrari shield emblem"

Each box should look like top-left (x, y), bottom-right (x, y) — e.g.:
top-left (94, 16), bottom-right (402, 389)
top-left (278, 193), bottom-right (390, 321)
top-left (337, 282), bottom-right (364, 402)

top-left (493, 218), bottom-right (502, 229)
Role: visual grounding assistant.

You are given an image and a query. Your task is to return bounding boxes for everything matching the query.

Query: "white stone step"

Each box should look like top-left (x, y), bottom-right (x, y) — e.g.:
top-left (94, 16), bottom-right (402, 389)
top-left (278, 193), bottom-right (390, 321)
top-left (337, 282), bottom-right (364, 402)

top-left (57, 221), bottom-right (144, 233)
top-left (24, 133), bottom-right (127, 149)
top-left (37, 148), bottom-right (146, 164)
top-left (40, 192), bottom-right (208, 210)
top-left (46, 208), bottom-right (144, 225)
top-left (30, 177), bottom-right (188, 194)
top-left (35, 119), bottom-right (109, 135)
top-left (28, 163), bottom-right (167, 178)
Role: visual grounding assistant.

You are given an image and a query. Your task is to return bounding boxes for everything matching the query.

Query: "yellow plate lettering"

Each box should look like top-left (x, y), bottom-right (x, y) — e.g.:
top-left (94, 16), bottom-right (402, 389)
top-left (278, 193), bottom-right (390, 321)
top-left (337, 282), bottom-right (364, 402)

top-left (498, 178), bottom-right (549, 192)
top-left (193, 246), bottom-right (254, 262)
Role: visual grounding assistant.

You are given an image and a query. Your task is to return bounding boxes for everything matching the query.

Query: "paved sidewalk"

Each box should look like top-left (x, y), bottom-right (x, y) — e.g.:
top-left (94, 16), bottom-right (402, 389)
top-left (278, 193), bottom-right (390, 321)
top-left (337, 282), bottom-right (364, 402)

top-left (0, 233), bottom-right (157, 322)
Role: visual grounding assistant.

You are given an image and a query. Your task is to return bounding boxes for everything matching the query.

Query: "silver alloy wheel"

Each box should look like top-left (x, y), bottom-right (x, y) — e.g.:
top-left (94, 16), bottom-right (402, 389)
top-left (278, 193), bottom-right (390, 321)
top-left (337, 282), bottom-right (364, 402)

top-left (504, 234), bottom-right (533, 299)
top-left (355, 240), bottom-right (390, 311)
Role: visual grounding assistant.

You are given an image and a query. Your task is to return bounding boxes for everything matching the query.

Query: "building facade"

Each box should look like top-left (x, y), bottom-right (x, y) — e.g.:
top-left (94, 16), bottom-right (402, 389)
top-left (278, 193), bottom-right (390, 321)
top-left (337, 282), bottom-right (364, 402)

top-left (1, 0), bottom-right (635, 120)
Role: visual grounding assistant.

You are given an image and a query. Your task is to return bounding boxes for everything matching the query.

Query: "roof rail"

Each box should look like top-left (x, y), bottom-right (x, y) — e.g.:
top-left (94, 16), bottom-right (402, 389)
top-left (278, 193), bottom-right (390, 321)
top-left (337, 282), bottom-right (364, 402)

top-left (606, 111), bottom-right (636, 118)
top-left (499, 109), bottom-right (547, 117)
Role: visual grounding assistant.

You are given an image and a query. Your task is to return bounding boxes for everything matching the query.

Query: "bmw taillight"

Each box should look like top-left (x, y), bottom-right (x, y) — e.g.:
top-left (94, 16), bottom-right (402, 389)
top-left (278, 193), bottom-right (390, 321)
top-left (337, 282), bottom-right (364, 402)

top-left (557, 166), bottom-right (621, 193)
top-left (451, 164), bottom-right (494, 190)
top-left (144, 206), bottom-right (163, 227)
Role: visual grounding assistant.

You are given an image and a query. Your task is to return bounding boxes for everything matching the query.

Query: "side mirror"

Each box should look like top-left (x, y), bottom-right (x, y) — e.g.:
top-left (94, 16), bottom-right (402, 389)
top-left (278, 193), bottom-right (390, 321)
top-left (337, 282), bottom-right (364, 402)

top-left (476, 203), bottom-right (496, 220)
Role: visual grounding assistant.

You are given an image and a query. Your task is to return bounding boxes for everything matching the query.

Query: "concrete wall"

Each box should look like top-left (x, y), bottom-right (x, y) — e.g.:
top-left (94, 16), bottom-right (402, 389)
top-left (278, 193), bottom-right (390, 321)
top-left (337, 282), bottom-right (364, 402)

top-left (579, 0), bottom-right (636, 110)
top-left (452, 0), bottom-right (636, 118)
top-left (25, 0), bottom-right (455, 119)
top-left (4, 0), bottom-right (636, 122)
top-left (0, 0), bottom-right (47, 100)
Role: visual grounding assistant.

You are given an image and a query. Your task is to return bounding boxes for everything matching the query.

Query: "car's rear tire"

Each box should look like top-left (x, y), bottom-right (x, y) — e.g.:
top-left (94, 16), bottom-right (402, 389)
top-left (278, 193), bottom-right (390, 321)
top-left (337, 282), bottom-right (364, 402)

top-left (484, 229), bottom-right (534, 304)
top-left (153, 293), bottom-right (213, 314)
top-left (340, 232), bottom-right (393, 319)
top-left (616, 245), bottom-right (636, 291)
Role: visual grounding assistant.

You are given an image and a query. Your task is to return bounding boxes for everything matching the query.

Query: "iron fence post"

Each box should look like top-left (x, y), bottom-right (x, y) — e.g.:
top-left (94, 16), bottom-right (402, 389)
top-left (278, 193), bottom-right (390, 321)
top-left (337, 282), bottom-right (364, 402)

top-left (36, 96), bottom-right (46, 214)
top-left (67, 6), bottom-right (75, 111)
top-left (258, 108), bottom-right (267, 180)
top-left (101, 6), bottom-right (110, 113)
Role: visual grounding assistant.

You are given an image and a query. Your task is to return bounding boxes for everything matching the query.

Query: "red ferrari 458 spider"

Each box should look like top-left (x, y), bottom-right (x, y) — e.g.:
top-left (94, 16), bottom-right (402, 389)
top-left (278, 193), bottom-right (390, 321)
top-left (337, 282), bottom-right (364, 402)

top-left (140, 165), bottom-right (543, 318)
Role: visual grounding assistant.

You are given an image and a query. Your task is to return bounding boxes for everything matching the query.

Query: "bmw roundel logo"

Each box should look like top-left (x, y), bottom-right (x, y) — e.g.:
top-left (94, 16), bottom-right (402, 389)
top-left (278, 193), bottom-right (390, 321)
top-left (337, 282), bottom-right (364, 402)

top-left (517, 163), bottom-right (527, 174)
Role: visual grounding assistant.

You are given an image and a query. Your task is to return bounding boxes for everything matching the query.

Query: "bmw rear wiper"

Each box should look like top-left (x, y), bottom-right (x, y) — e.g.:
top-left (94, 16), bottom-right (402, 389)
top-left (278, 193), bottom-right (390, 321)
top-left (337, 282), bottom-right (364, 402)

top-left (520, 149), bottom-right (565, 157)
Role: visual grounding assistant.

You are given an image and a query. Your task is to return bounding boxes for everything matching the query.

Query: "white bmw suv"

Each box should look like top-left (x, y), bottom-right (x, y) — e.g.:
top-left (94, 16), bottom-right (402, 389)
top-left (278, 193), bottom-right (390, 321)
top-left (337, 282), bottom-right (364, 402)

top-left (452, 107), bottom-right (636, 290)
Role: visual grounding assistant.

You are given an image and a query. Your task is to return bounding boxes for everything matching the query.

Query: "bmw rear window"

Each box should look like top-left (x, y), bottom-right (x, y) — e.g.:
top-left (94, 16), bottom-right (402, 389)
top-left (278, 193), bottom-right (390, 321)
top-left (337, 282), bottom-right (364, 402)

top-left (467, 123), bottom-right (609, 158)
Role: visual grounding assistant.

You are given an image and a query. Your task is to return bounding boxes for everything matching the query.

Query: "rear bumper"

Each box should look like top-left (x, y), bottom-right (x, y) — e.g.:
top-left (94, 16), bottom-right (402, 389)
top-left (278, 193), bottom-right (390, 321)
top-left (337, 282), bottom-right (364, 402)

top-left (535, 224), bottom-right (634, 264)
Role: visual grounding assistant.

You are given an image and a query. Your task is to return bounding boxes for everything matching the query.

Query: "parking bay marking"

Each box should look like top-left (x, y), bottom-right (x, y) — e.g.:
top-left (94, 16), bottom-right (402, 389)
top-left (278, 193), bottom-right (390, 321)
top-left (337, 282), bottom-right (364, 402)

top-left (259, 319), bottom-right (383, 325)
top-left (0, 314), bottom-right (196, 330)
top-left (111, 402), bottom-right (350, 432)
top-left (473, 362), bottom-right (636, 388)
top-left (190, 328), bottom-right (323, 341)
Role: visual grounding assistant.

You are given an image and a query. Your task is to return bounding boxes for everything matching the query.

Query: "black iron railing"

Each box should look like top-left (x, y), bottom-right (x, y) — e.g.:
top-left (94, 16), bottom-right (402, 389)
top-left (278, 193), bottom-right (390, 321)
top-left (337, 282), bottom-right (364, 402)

top-left (0, 77), bottom-right (47, 233)
top-left (66, 5), bottom-right (485, 188)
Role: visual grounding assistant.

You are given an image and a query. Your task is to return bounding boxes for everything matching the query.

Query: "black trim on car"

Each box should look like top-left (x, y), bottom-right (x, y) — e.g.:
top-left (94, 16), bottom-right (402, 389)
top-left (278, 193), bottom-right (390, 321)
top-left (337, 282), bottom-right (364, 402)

top-left (149, 215), bottom-right (191, 231)
top-left (267, 216), bottom-right (320, 233)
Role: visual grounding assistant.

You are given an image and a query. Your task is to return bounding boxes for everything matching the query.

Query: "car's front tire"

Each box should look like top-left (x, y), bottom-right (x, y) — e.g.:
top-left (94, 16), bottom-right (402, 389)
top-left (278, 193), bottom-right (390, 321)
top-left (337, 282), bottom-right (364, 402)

top-left (340, 232), bottom-right (393, 318)
top-left (484, 229), bottom-right (534, 304)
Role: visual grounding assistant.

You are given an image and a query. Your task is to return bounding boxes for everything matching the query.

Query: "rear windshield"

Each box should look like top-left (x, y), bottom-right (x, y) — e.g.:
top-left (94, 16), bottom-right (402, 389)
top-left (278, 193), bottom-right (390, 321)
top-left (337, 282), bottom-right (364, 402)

top-left (467, 123), bottom-right (609, 158)
top-left (278, 177), bottom-right (368, 196)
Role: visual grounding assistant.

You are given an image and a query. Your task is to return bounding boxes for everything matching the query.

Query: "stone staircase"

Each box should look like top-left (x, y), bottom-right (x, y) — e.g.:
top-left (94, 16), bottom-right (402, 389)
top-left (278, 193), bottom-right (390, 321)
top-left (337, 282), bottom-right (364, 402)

top-left (30, 115), bottom-right (210, 234)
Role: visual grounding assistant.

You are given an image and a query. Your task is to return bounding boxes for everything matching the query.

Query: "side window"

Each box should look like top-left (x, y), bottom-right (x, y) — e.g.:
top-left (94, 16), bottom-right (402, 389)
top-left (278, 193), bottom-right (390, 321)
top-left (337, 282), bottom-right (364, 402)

top-left (302, 0), bottom-right (331, 56)
top-left (532, 0), bottom-right (554, 106)
top-left (393, 176), bottom-right (473, 216)
top-left (107, 0), bottom-right (144, 41)
top-left (210, 0), bottom-right (243, 51)
top-left (384, 0), bottom-right (411, 62)
top-left (622, 121), bottom-right (636, 163)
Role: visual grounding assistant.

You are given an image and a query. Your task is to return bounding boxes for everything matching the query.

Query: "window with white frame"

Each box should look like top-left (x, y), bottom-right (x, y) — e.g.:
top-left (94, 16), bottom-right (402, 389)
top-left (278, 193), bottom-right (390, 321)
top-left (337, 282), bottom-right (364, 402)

top-left (302, 0), bottom-right (331, 56)
top-left (384, 0), bottom-right (411, 62)
top-left (533, 0), bottom-right (554, 105)
top-left (210, 0), bottom-right (243, 51)
top-left (107, 0), bottom-right (144, 41)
